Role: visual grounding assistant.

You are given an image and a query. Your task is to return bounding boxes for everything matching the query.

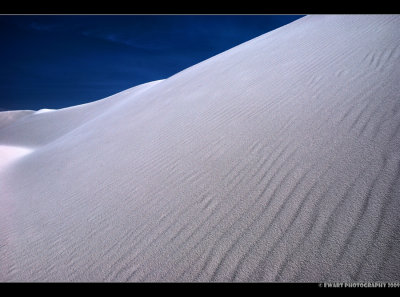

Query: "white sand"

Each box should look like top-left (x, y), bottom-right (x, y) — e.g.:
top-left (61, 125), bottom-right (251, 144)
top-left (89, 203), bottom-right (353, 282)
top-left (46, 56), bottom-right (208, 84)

top-left (34, 109), bottom-right (55, 115)
top-left (0, 145), bottom-right (32, 172)
top-left (1, 15), bottom-right (400, 282)
top-left (0, 110), bottom-right (34, 130)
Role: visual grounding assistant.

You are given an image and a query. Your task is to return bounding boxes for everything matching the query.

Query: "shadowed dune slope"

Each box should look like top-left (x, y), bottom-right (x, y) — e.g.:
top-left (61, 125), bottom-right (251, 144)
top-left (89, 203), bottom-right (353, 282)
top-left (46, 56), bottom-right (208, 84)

top-left (1, 15), bottom-right (400, 282)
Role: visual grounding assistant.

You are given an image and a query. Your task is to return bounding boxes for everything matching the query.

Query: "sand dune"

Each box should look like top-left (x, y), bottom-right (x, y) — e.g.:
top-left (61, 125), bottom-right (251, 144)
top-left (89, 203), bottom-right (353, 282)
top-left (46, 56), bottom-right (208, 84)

top-left (0, 145), bottom-right (32, 173)
top-left (1, 15), bottom-right (400, 282)
top-left (0, 110), bottom-right (34, 130)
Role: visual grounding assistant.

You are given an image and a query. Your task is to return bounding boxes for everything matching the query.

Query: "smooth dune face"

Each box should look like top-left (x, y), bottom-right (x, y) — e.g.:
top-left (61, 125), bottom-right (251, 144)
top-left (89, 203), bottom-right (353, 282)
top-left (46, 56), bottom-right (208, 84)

top-left (0, 145), bottom-right (32, 173)
top-left (1, 15), bottom-right (400, 282)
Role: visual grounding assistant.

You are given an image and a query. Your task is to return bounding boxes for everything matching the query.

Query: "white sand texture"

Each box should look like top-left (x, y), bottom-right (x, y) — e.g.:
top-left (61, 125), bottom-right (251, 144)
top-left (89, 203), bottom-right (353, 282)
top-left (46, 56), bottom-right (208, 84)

top-left (1, 15), bottom-right (400, 282)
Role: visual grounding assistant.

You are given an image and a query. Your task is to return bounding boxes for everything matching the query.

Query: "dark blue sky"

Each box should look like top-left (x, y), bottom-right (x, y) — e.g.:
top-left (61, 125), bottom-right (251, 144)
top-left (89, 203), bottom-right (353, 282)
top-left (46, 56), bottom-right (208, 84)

top-left (0, 15), bottom-right (304, 111)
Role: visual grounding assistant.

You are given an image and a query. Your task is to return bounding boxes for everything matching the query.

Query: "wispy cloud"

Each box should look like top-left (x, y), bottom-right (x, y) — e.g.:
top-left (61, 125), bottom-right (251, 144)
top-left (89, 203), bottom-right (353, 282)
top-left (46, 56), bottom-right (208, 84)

top-left (28, 21), bottom-right (62, 32)
top-left (22, 20), bottom-right (163, 51)
top-left (80, 30), bottom-right (169, 51)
